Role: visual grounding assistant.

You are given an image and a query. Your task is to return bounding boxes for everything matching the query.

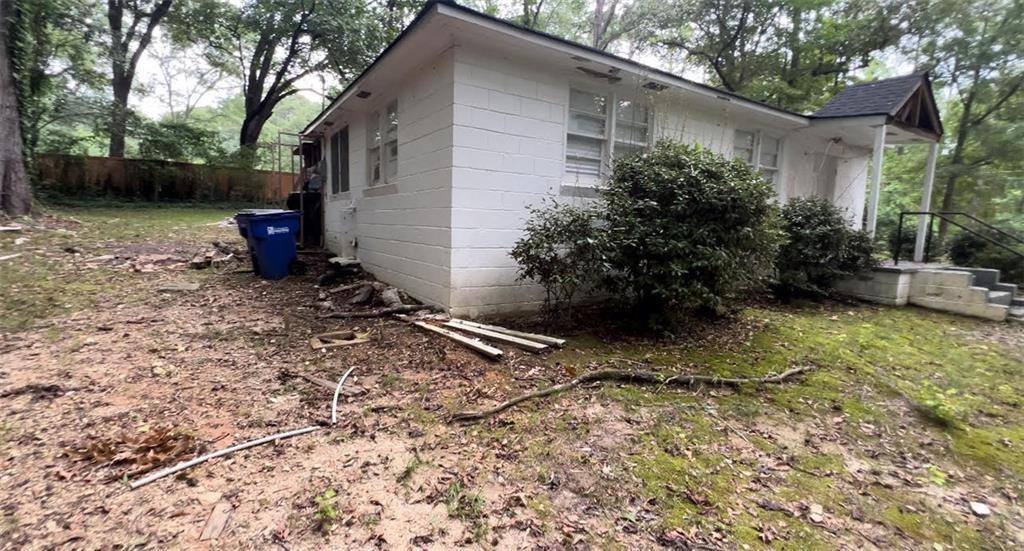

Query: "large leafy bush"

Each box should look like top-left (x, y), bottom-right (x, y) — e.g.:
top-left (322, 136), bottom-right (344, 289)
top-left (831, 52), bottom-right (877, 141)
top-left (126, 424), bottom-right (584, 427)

top-left (948, 232), bottom-right (1024, 283)
top-left (775, 197), bottom-right (878, 298)
top-left (599, 141), bottom-right (781, 325)
top-left (510, 201), bottom-right (602, 318)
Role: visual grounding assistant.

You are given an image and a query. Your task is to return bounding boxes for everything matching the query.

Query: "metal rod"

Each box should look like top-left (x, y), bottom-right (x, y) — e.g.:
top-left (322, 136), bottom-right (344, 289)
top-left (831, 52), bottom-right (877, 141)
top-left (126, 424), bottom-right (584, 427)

top-left (895, 212), bottom-right (905, 265)
top-left (925, 215), bottom-right (934, 263)
top-left (937, 211), bottom-right (1024, 246)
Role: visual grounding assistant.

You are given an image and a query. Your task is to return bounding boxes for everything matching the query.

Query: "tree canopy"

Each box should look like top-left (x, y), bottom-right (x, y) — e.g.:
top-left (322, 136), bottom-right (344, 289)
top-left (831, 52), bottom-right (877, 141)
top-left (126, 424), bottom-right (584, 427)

top-left (2, 0), bottom-right (1020, 228)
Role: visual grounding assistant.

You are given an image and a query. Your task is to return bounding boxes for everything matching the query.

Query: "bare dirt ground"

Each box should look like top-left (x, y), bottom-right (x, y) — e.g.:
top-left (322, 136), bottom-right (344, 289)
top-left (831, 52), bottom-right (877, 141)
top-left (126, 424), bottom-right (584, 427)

top-left (1, 207), bottom-right (1023, 550)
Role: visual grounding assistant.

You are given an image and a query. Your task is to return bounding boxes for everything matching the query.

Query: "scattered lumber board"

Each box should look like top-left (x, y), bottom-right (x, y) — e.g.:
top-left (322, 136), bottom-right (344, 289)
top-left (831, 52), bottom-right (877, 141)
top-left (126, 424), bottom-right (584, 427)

top-left (450, 365), bottom-right (814, 422)
top-left (442, 321), bottom-right (548, 353)
top-left (412, 321), bottom-right (503, 360)
top-left (447, 318), bottom-right (565, 348)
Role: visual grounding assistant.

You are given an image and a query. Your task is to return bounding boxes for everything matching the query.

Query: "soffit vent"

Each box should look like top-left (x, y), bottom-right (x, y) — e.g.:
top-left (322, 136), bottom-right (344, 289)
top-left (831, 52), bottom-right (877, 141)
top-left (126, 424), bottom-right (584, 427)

top-left (355, 90), bottom-right (372, 99)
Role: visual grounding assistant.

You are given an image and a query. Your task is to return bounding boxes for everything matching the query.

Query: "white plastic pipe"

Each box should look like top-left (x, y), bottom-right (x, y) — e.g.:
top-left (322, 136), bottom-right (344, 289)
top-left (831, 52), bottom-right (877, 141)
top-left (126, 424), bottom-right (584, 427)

top-left (128, 425), bottom-right (321, 490)
top-left (331, 366), bottom-right (356, 425)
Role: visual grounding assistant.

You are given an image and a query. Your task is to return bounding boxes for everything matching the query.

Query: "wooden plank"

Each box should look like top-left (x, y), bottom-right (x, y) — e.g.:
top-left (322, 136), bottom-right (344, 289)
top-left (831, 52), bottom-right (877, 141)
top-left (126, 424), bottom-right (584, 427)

top-left (447, 318), bottom-right (566, 347)
top-left (412, 321), bottom-right (503, 360)
top-left (442, 322), bottom-right (548, 353)
top-left (200, 501), bottom-right (234, 541)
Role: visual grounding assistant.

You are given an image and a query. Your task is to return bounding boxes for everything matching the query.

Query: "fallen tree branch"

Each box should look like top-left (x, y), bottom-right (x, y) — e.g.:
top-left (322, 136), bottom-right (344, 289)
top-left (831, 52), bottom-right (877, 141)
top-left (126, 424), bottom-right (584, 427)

top-left (319, 304), bottom-right (437, 319)
top-left (449, 366), bottom-right (814, 423)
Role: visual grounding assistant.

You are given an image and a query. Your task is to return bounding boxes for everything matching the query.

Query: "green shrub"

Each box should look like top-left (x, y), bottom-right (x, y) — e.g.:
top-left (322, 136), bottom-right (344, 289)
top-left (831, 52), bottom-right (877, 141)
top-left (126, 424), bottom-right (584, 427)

top-left (510, 201), bottom-right (602, 318)
top-left (600, 141), bottom-right (782, 325)
top-left (775, 197), bottom-right (878, 298)
top-left (948, 231), bottom-right (1024, 283)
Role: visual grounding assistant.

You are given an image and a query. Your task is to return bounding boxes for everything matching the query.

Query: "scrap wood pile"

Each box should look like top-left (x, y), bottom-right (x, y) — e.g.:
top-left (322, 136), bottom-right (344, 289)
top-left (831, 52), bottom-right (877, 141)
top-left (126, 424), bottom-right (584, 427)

top-left (188, 240), bottom-right (246, 271)
top-left (317, 259), bottom-right (438, 318)
top-left (406, 316), bottom-right (565, 361)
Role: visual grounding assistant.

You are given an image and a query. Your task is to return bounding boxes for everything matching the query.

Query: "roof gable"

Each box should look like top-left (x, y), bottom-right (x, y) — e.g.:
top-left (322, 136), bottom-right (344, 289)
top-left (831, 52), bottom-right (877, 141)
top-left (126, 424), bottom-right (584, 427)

top-left (813, 73), bottom-right (943, 137)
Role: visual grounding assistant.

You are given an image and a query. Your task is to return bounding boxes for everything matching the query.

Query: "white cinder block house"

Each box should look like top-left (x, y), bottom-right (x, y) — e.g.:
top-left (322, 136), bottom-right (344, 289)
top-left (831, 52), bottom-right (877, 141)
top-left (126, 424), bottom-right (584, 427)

top-left (300, 0), bottom-right (943, 317)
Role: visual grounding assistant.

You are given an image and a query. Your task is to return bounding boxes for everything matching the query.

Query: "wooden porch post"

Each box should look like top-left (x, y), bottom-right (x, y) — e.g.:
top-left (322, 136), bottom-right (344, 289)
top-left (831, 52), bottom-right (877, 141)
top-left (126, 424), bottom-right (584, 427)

top-left (913, 141), bottom-right (939, 262)
top-left (866, 124), bottom-right (886, 237)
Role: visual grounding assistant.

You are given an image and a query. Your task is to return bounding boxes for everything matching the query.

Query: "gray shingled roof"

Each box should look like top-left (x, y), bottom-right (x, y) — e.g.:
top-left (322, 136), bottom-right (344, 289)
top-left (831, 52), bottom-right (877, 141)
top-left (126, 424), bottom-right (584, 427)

top-left (813, 74), bottom-right (925, 118)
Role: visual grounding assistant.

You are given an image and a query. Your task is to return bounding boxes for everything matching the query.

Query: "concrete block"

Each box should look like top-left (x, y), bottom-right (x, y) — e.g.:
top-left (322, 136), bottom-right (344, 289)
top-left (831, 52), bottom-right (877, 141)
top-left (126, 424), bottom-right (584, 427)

top-left (988, 291), bottom-right (1013, 306)
top-left (488, 90), bottom-right (521, 115)
top-left (908, 296), bottom-right (1009, 321)
top-left (948, 267), bottom-right (1000, 288)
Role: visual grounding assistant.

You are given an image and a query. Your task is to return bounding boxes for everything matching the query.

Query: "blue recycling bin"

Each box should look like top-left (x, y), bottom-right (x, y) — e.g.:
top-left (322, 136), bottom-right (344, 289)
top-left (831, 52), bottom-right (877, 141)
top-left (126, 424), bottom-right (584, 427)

top-left (235, 209), bottom-right (301, 280)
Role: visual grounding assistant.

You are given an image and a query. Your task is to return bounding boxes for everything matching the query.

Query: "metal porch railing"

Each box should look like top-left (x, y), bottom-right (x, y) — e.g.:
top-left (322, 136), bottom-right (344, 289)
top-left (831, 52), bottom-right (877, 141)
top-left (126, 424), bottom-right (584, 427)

top-left (894, 211), bottom-right (1024, 265)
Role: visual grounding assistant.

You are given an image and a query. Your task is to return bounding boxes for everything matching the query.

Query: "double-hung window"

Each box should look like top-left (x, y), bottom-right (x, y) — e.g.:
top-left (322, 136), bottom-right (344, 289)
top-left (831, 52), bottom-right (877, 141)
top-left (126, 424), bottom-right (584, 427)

top-left (367, 99), bottom-right (398, 186)
top-left (566, 88), bottom-right (651, 180)
top-left (733, 129), bottom-right (781, 185)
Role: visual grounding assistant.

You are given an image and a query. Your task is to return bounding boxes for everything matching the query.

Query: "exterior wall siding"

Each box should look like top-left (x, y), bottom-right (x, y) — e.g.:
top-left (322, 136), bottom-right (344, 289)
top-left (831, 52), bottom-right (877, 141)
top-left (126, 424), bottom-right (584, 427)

top-left (318, 44), bottom-right (873, 317)
top-left (322, 49), bottom-right (456, 308)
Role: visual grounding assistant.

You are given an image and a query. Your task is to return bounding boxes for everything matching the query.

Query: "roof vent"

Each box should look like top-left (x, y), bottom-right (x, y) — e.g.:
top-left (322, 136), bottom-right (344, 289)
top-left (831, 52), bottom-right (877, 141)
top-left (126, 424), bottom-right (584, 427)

top-left (356, 90), bottom-right (372, 99)
top-left (643, 81), bottom-right (668, 91)
top-left (576, 66), bottom-right (622, 83)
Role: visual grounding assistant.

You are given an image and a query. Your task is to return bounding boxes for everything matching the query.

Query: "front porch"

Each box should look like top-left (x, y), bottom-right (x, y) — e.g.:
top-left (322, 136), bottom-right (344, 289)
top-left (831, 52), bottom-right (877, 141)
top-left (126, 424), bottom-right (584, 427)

top-left (810, 73), bottom-right (944, 262)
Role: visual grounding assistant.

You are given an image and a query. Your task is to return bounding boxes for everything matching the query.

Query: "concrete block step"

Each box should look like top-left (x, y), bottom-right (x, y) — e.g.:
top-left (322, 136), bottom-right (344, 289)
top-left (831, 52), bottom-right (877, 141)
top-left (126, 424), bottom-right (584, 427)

top-left (1009, 306), bottom-right (1024, 321)
top-left (1013, 297), bottom-right (1024, 308)
top-left (947, 267), bottom-right (1000, 288)
top-left (987, 291), bottom-right (1014, 306)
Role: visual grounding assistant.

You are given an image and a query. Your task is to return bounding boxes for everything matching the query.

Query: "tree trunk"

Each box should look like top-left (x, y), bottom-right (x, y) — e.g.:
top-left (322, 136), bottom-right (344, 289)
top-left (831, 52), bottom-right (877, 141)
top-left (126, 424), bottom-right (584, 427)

top-left (108, 78), bottom-right (130, 158)
top-left (0, 0), bottom-right (31, 216)
top-left (592, 0), bottom-right (605, 48)
top-left (239, 110), bottom-right (270, 149)
top-left (936, 70), bottom-right (979, 245)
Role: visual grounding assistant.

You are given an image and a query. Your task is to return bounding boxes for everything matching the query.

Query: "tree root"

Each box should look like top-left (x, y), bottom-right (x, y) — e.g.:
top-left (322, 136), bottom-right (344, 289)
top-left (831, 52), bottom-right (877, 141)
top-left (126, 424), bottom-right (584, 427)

top-left (449, 366), bottom-right (814, 423)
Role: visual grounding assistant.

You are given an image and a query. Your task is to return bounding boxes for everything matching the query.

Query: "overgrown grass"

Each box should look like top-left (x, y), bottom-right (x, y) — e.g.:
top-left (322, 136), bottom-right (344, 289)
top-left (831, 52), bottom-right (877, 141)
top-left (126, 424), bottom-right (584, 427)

top-left (0, 206), bottom-right (236, 332)
top-left (540, 304), bottom-right (1023, 548)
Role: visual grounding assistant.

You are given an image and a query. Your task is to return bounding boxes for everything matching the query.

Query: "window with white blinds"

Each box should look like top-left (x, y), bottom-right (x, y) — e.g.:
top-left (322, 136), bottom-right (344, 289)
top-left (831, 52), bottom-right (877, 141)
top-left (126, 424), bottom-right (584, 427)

top-left (565, 88), bottom-right (651, 179)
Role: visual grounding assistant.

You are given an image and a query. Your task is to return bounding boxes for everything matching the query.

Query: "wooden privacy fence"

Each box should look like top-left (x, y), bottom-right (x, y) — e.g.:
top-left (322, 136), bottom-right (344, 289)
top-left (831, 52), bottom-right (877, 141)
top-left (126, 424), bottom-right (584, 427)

top-left (34, 154), bottom-right (296, 203)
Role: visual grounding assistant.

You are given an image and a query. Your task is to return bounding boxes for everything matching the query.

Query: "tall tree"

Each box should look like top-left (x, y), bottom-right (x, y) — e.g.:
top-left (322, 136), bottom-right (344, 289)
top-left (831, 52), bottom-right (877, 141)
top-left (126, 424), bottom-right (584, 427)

top-left (917, 0), bottom-right (1024, 242)
top-left (188, 0), bottom-right (411, 153)
top-left (10, 0), bottom-right (103, 159)
top-left (652, 0), bottom-right (918, 111)
top-left (146, 38), bottom-right (230, 121)
top-left (1, 0), bottom-right (30, 215)
top-left (105, 0), bottom-right (174, 157)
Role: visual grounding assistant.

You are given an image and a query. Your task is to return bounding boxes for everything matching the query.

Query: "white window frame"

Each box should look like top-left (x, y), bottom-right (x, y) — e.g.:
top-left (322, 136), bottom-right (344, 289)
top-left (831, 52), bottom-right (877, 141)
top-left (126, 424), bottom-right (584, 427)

top-left (565, 86), bottom-right (653, 184)
top-left (366, 99), bottom-right (398, 187)
top-left (733, 129), bottom-right (783, 186)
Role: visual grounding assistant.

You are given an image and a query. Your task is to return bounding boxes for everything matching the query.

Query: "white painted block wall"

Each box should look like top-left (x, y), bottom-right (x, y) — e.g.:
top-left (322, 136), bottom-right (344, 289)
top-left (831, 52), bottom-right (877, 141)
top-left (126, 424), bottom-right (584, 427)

top-left (322, 49), bottom-right (456, 309)
top-left (321, 44), bottom-right (873, 316)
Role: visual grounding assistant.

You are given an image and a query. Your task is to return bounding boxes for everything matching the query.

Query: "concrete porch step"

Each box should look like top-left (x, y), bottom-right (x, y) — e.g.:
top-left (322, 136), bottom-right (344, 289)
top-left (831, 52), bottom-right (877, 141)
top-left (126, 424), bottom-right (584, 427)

top-left (1009, 306), bottom-right (1024, 323)
top-left (987, 290), bottom-right (1014, 306)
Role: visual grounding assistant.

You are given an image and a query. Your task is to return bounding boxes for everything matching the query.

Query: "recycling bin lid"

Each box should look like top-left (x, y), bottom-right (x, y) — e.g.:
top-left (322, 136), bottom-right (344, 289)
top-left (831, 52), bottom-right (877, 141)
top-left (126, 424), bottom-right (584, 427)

top-left (236, 209), bottom-right (296, 216)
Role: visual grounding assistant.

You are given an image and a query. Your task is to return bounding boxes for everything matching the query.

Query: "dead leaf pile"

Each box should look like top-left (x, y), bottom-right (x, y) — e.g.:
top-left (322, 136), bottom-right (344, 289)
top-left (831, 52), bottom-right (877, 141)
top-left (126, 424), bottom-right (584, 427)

top-left (70, 425), bottom-right (200, 477)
